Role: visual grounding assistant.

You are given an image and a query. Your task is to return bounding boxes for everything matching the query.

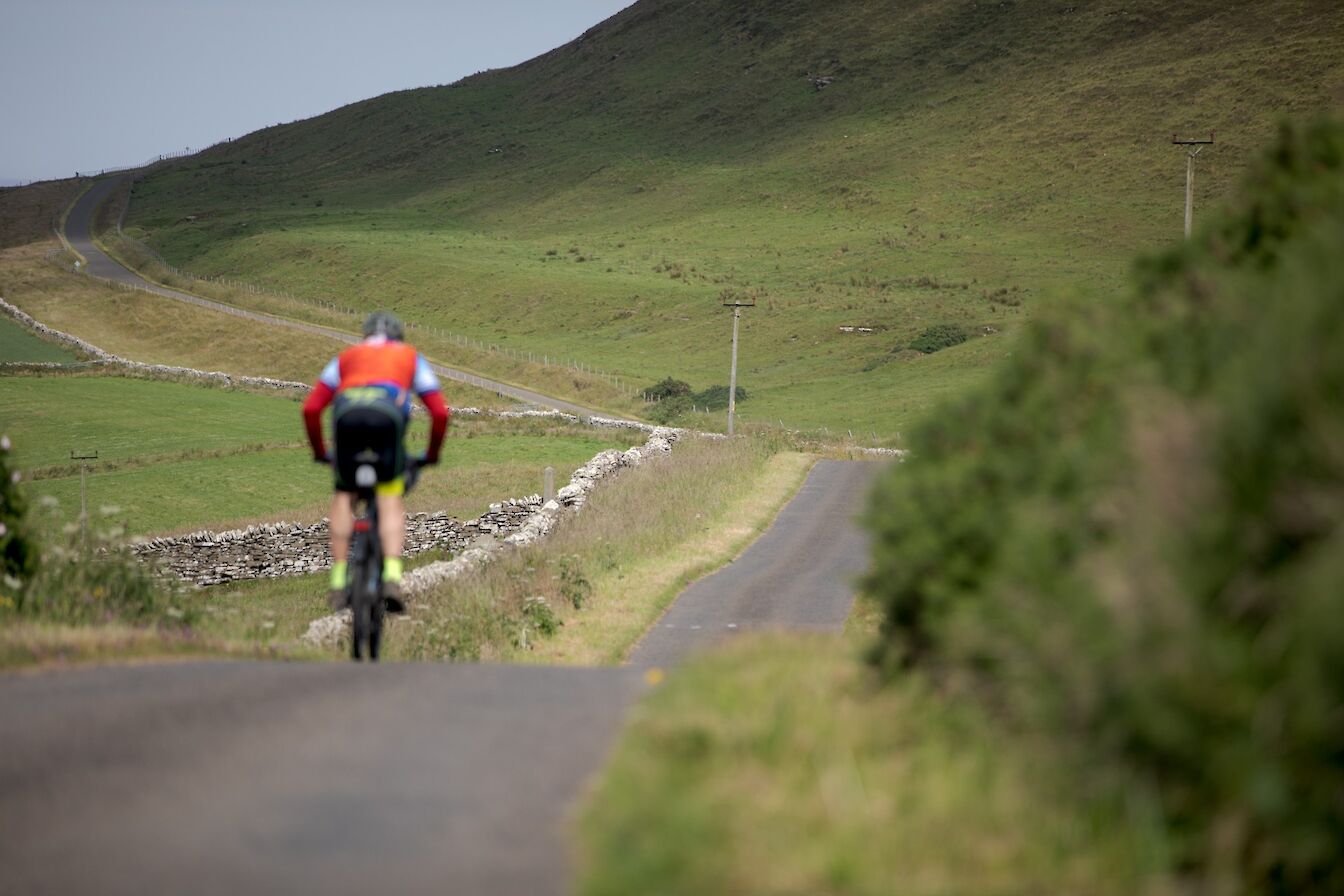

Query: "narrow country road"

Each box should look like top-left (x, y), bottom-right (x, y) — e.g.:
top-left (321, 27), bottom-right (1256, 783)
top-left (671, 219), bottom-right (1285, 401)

top-left (2, 347), bottom-right (885, 892)
top-left (63, 177), bottom-right (620, 420)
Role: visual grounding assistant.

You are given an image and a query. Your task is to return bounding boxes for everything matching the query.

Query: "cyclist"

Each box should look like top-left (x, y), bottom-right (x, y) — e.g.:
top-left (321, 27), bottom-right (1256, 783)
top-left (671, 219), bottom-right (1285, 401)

top-left (302, 311), bottom-right (449, 612)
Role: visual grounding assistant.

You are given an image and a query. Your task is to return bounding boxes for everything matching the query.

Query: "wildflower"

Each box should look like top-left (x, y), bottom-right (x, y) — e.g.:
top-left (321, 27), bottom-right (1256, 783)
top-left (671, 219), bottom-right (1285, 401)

top-left (0, 522), bottom-right (6, 538)
top-left (10, 471), bottom-right (19, 484)
top-left (0, 435), bottom-right (10, 451)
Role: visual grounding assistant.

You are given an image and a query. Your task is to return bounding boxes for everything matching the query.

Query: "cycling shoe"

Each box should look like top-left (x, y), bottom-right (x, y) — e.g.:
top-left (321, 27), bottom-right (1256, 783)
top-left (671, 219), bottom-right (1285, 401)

top-left (382, 580), bottom-right (406, 614)
top-left (328, 587), bottom-right (351, 611)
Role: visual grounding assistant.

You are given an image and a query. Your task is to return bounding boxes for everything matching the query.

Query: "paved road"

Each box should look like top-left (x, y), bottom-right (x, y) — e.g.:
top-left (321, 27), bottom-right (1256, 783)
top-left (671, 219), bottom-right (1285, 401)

top-left (63, 177), bottom-right (618, 420)
top-left (628, 460), bottom-right (885, 666)
top-left (0, 457), bottom-right (884, 890)
top-left (0, 662), bottom-right (641, 896)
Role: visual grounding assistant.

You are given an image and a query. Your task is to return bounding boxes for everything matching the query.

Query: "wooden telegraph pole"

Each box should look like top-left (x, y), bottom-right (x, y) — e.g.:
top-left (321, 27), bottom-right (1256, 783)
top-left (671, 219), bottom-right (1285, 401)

top-left (723, 297), bottom-right (755, 436)
top-left (1173, 133), bottom-right (1214, 239)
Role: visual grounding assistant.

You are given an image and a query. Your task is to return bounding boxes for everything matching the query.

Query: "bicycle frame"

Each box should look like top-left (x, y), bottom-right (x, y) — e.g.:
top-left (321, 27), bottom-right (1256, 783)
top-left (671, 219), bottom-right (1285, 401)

top-left (346, 454), bottom-right (420, 662)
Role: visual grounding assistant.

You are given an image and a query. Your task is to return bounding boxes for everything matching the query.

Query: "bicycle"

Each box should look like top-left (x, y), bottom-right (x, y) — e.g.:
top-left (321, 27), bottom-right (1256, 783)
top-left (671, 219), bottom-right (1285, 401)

top-left (344, 450), bottom-right (421, 662)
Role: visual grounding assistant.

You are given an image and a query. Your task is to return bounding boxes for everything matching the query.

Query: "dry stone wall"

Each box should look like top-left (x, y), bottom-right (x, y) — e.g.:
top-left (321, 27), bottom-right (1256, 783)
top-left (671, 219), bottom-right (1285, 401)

top-left (131, 426), bottom-right (684, 593)
top-left (130, 499), bottom-right (545, 586)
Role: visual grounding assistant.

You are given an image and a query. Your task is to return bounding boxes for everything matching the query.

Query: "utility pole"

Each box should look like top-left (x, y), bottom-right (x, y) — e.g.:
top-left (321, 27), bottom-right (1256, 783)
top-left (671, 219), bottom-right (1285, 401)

top-left (1172, 133), bottom-right (1214, 239)
top-left (722, 297), bottom-right (755, 436)
top-left (70, 449), bottom-right (98, 550)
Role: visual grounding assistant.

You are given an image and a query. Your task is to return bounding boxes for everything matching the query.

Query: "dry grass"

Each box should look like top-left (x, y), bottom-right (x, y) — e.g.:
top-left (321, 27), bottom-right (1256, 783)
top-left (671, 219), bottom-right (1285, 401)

top-left (386, 435), bottom-right (811, 663)
top-left (524, 450), bottom-right (815, 665)
top-left (0, 179), bottom-right (85, 250)
top-left (95, 224), bottom-right (644, 418)
top-left (0, 242), bottom-right (507, 406)
top-left (0, 620), bottom-right (319, 671)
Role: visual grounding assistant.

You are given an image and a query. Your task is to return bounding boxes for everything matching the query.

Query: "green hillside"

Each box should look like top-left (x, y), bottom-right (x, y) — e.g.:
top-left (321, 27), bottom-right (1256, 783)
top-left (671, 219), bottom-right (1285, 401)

top-left (124, 0), bottom-right (1344, 434)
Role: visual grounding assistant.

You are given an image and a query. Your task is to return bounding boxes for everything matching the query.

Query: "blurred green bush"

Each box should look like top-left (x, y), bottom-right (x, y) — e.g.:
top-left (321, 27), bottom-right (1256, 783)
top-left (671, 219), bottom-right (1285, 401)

top-left (864, 116), bottom-right (1344, 893)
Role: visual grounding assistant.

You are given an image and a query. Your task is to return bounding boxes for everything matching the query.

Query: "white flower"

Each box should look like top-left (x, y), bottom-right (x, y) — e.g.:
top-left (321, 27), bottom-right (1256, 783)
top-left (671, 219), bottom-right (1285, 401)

top-left (0, 522), bottom-right (7, 538)
top-left (0, 435), bottom-right (9, 451)
top-left (39, 495), bottom-right (60, 509)
top-left (10, 471), bottom-right (19, 484)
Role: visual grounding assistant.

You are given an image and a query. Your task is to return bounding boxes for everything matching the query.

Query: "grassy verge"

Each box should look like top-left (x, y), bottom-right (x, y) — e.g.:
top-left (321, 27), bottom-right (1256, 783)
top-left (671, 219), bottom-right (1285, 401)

top-left (380, 434), bottom-right (806, 662)
top-left (522, 449), bottom-right (815, 665)
top-left (0, 621), bottom-right (319, 672)
top-left (578, 634), bottom-right (1175, 896)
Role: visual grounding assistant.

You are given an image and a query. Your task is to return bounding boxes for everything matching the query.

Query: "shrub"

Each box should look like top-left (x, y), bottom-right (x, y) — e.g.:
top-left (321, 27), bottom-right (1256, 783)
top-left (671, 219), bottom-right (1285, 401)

top-left (647, 394), bottom-right (692, 425)
top-left (558, 555), bottom-right (592, 610)
top-left (691, 384), bottom-right (747, 411)
top-left (10, 502), bottom-right (191, 627)
top-left (0, 434), bottom-right (38, 604)
top-left (906, 323), bottom-right (968, 354)
top-left (644, 377), bottom-right (693, 401)
top-left (864, 116), bottom-right (1344, 892)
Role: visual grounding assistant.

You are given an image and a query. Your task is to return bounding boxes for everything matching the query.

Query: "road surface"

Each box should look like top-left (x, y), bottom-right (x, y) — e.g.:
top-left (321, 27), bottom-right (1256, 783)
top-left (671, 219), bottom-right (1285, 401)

top-left (0, 424), bottom-right (885, 889)
top-left (63, 177), bottom-right (619, 420)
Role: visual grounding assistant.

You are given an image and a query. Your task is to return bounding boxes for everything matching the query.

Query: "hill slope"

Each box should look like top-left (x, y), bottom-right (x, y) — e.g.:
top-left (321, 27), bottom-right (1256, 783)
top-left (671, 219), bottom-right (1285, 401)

top-left (124, 0), bottom-right (1344, 434)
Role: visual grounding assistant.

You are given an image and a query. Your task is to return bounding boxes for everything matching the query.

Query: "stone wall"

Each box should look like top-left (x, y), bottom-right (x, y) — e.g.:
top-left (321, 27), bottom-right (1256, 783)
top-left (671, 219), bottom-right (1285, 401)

top-left (132, 427), bottom-right (684, 590)
top-left (130, 498), bottom-right (545, 586)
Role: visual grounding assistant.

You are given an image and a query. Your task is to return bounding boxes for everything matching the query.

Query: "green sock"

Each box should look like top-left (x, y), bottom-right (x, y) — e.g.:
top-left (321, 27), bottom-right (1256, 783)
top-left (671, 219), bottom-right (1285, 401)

top-left (383, 556), bottom-right (403, 584)
top-left (330, 560), bottom-right (348, 590)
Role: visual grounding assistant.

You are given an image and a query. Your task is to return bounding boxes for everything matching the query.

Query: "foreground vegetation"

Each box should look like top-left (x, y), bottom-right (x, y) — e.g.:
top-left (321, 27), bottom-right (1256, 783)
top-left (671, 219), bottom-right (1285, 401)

top-left (580, 634), bottom-right (1174, 896)
top-left (863, 116), bottom-right (1344, 892)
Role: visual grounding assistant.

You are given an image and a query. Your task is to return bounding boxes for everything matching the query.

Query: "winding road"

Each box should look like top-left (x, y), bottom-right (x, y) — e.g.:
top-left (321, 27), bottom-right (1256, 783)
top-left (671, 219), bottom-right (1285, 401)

top-left (63, 177), bottom-right (617, 420)
top-left (2, 179), bottom-right (893, 894)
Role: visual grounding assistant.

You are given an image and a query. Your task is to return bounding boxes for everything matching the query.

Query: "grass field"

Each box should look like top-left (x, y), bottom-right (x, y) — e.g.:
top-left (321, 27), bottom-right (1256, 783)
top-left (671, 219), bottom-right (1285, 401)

top-left (2, 374), bottom-right (639, 535)
top-left (0, 315), bottom-right (76, 364)
top-left (112, 0), bottom-right (1343, 436)
top-left (0, 242), bottom-right (522, 408)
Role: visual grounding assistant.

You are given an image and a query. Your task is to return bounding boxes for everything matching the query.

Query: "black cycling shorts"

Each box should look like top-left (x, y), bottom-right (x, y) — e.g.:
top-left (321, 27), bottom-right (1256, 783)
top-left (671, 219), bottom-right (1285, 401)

top-left (332, 401), bottom-right (406, 493)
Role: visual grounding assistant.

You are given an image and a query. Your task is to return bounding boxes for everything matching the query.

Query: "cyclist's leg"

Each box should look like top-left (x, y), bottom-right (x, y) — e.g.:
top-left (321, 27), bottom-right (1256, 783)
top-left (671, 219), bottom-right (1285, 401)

top-left (330, 402), bottom-right (372, 607)
top-left (375, 490), bottom-right (405, 562)
top-left (367, 415), bottom-right (408, 607)
top-left (329, 491), bottom-right (354, 564)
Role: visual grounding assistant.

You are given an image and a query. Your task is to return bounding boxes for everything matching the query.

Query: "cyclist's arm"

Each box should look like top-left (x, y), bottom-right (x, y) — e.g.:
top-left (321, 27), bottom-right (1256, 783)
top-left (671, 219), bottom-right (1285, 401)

top-left (302, 359), bottom-right (342, 460)
top-left (413, 355), bottom-right (449, 464)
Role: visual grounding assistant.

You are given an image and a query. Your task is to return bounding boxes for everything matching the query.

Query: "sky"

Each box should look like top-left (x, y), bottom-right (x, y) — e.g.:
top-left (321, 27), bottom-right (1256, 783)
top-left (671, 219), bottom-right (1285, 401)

top-left (0, 0), bottom-right (635, 184)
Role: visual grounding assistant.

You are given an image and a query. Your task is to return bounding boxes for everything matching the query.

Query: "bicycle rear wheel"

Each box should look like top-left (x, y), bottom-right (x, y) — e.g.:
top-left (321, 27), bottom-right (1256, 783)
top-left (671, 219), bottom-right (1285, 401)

top-left (351, 574), bottom-right (373, 660)
top-left (368, 594), bottom-right (386, 661)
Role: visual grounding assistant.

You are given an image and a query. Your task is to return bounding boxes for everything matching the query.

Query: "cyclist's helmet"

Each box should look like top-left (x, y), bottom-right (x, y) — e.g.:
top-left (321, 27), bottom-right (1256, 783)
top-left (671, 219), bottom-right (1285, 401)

top-left (362, 310), bottom-right (405, 341)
